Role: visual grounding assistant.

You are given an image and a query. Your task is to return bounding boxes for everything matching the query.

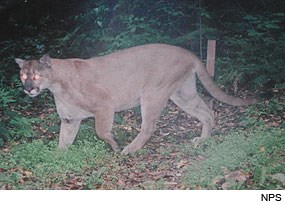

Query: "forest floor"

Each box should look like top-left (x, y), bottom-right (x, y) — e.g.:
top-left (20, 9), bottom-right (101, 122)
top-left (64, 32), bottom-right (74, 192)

top-left (1, 90), bottom-right (285, 189)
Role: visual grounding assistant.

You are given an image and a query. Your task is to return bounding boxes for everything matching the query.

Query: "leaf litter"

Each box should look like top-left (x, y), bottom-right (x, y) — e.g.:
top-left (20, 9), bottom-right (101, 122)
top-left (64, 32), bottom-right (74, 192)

top-left (1, 90), bottom-right (284, 189)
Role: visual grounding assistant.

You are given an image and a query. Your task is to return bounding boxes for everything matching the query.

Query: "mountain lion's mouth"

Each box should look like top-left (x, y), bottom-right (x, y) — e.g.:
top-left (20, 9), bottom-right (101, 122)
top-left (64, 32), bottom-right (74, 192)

top-left (24, 88), bottom-right (40, 97)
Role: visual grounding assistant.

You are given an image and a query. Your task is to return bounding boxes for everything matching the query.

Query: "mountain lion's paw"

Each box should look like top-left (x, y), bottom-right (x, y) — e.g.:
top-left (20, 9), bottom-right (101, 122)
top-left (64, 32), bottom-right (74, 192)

top-left (192, 137), bottom-right (204, 148)
top-left (121, 145), bottom-right (139, 155)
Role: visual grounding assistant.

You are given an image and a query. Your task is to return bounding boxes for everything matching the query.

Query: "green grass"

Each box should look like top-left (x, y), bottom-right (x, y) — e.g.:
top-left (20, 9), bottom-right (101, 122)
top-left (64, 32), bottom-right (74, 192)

top-left (183, 127), bottom-right (285, 189)
top-left (1, 115), bottom-right (284, 189)
top-left (0, 137), bottom-right (110, 189)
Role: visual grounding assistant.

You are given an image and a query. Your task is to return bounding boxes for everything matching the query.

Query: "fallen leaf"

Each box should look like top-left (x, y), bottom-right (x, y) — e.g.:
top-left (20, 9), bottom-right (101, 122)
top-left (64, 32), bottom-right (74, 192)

top-left (24, 170), bottom-right (33, 177)
top-left (211, 175), bottom-right (223, 185)
top-left (117, 179), bottom-right (126, 187)
top-left (164, 182), bottom-right (177, 186)
top-left (260, 146), bottom-right (265, 152)
top-left (2, 148), bottom-right (10, 153)
top-left (222, 182), bottom-right (231, 190)
top-left (19, 178), bottom-right (25, 184)
top-left (177, 159), bottom-right (188, 168)
top-left (225, 170), bottom-right (250, 182)
top-left (271, 173), bottom-right (285, 186)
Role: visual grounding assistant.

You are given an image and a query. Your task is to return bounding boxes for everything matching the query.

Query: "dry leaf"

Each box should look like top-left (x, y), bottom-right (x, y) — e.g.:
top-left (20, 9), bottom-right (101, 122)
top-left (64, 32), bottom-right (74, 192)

top-left (222, 182), bottom-right (231, 190)
top-left (260, 146), bottom-right (265, 152)
top-left (211, 175), bottom-right (223, 185)
top-left (225, 170), bottom-right (250, 182)
top-left (177, 159), bottom-right (188, 168)
top-left (24, 170), bottom-right (33, 177)
top-left (271, 173), bottom-right (285, 186)
top-left (2, 148), bottom-right (10, 153)
top-left (117, 179), bottom-right (126, 187)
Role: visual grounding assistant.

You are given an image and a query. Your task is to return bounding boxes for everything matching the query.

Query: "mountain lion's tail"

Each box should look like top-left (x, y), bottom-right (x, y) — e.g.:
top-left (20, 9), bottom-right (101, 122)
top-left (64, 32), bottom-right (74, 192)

top-left (196, 61), bottom-right (257, 106)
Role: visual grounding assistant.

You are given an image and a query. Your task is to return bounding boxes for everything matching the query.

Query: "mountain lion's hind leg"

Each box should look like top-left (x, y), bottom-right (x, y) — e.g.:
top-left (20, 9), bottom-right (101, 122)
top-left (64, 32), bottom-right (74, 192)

top-left (171, 87), bottom-right (214, 145)
top-left (122, 93), bottom-right (168, 154)
top-left (58, 119), bottom-right (81, 149)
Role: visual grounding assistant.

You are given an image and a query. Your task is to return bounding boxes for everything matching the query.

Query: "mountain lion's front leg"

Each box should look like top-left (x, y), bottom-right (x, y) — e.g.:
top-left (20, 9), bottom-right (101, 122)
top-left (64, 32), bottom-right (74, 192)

top-left (58, 118), bottom-right (81, 149)
top-left (95, 109), bottom-right (120, 152)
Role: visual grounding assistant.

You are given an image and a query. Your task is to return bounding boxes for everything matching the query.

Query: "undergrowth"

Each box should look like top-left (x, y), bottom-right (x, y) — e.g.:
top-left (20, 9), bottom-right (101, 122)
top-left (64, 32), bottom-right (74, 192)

top-left (1, 125), bottom-right (284, 189)
top-left (0, 138), bottom-right (110, 189)
top-left (184, 127), bottom-right (285, 189)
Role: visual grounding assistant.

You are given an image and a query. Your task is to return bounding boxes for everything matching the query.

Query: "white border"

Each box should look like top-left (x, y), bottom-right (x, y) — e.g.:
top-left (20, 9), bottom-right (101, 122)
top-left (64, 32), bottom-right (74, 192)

top-left (1, 190), bottom-right (285, 205)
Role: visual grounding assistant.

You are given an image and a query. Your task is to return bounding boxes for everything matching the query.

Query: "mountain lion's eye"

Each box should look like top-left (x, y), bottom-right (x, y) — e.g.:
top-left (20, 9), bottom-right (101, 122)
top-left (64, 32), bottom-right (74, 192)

top-left (21, 74), bottom-right (27, 80)
top-left (34, 74), bottom-right (40, 80)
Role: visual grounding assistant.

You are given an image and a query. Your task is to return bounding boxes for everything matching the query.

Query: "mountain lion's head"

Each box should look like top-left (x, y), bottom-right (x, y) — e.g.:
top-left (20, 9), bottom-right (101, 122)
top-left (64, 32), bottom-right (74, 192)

top-left (15, 54), bottom-right (52, 97)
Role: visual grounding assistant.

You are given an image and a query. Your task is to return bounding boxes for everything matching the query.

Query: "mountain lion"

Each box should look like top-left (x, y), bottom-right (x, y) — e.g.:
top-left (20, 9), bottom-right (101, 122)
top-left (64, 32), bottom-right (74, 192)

top-left (15, 44), bottom-right (256, 154)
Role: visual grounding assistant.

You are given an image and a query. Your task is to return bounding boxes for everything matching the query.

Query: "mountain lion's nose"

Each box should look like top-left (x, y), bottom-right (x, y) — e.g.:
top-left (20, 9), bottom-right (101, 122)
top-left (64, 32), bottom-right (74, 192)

top-left (24, 81), bottom-right (33, 92)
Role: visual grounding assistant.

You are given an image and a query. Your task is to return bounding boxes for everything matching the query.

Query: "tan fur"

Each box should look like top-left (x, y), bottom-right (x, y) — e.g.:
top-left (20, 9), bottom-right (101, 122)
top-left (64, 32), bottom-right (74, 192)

top-left (15, 44), bottom-right (256, 154)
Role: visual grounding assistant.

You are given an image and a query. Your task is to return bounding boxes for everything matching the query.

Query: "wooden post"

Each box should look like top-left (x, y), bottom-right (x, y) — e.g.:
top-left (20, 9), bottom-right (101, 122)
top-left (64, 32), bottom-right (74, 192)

top-left (206, 40), bottom-right (216, 77)
top-left (206, 40), bottom-right (216, 108)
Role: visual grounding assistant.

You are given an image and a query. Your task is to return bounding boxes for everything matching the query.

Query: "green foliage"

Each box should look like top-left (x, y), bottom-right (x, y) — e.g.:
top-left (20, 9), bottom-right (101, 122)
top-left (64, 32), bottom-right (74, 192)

top-left (0, 139), bottom-right (109, 189)
top-left (50, 0), bottom-right (219, 58)
top-left (0, 88), bottom-right (16, 107)
top-left (0, 85), bottom-right (36, 146)
top-left (0, 39), bottom-right (54, 145)
top-left (101, 15), bottom-right (169, 54)
top-left (215, 12), bottom-right (285, 89)
top-left (0, 110), bottom-right (37, 146)
top-left (240, 96), bottom-right (285, 128)
top-left (184, 127), bottom-right (285, 189)
top-left (8, 113), bottom-right (38, 140)
top-left (247, 98), bottom-right (284, 116)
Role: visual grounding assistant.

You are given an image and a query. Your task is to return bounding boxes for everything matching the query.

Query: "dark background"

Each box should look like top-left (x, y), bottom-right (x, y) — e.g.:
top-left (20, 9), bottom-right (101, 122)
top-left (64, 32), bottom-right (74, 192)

top-left (0, 0), bottom-right (284, 85)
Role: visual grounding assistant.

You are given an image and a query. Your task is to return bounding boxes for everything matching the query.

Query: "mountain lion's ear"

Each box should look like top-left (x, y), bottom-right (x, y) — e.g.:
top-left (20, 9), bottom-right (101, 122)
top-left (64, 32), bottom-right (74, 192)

top-left (15, 58), bottom-right (25, 69)
top-left (39, 54), bottom-right (51, 68)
